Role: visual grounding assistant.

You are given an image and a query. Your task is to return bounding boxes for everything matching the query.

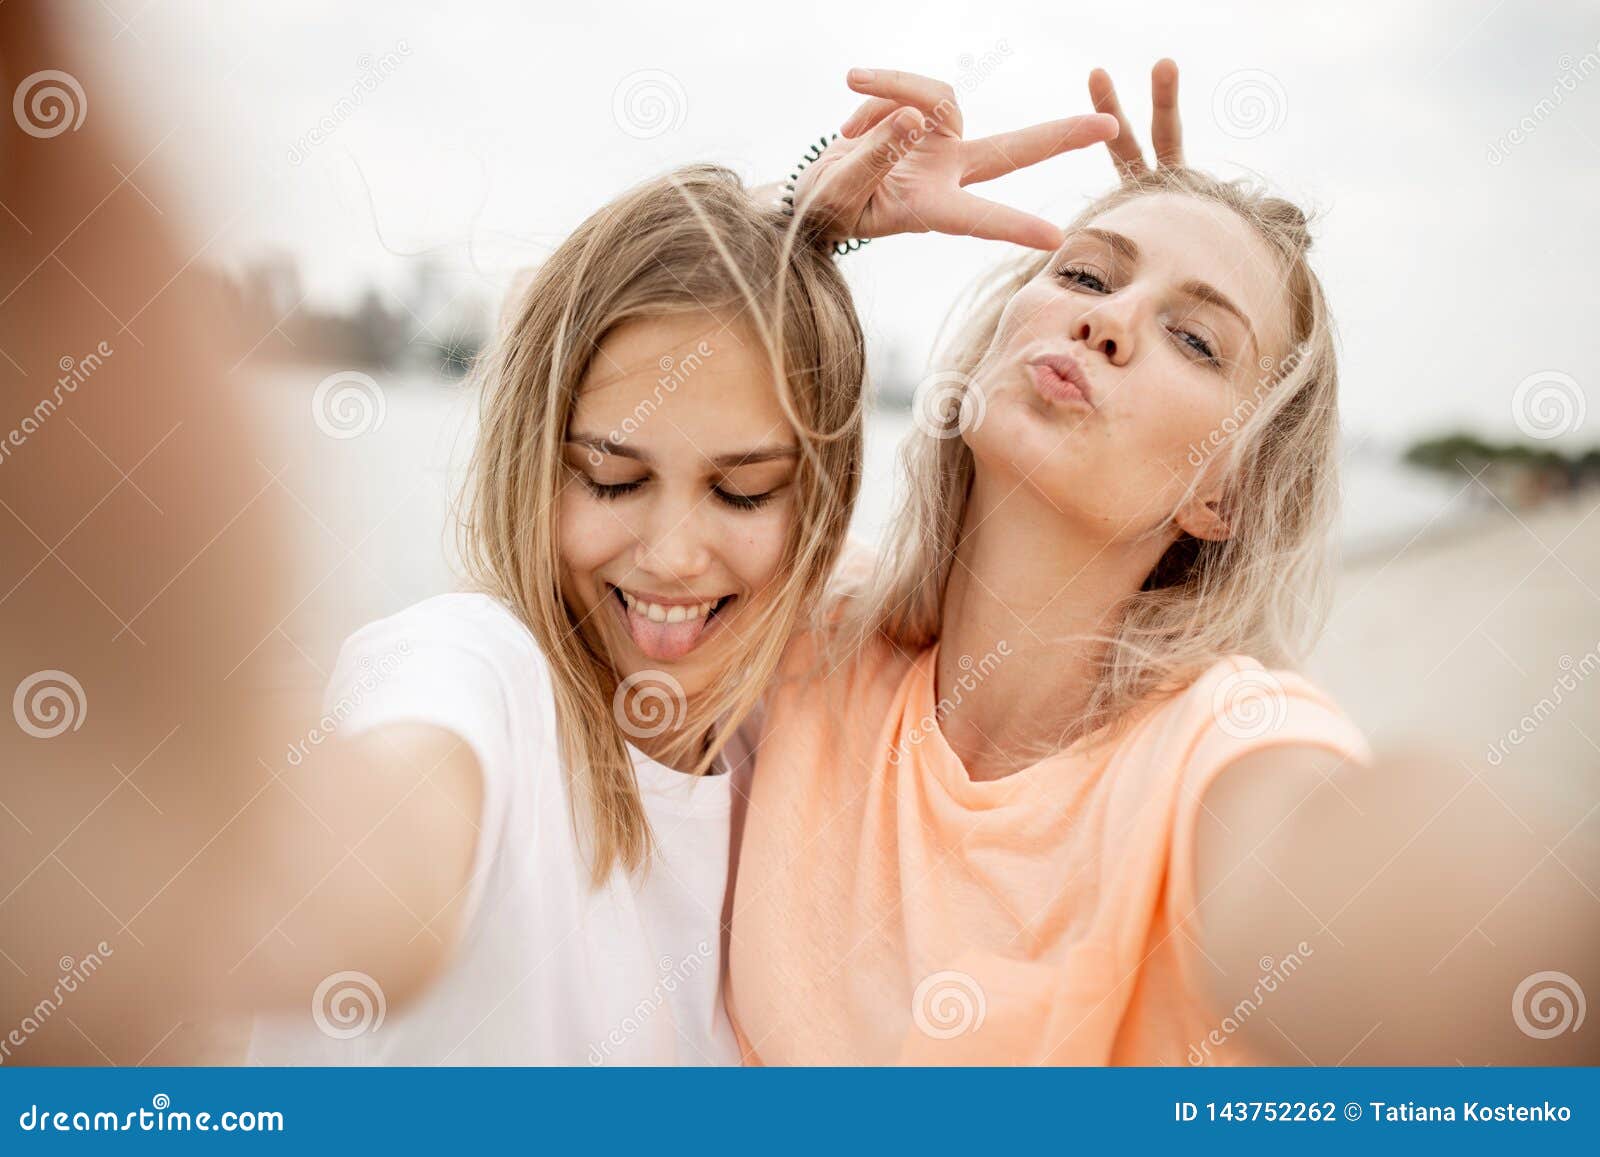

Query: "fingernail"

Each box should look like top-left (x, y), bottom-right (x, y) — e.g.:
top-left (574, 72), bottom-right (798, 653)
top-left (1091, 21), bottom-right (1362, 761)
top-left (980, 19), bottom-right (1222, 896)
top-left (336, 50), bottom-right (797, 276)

top-left (848, 68), bottom-right (876, 84)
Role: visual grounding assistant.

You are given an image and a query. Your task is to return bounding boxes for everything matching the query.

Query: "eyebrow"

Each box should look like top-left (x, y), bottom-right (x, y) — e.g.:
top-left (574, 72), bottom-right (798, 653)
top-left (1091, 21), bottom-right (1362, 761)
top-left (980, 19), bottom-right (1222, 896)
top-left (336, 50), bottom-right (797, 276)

top-left (1178, 280), bottom-right (1258, 358)
top-left (1067, 226), bottom-right (1260, 357)
top-left (565, 436), bottom-right (799, 469)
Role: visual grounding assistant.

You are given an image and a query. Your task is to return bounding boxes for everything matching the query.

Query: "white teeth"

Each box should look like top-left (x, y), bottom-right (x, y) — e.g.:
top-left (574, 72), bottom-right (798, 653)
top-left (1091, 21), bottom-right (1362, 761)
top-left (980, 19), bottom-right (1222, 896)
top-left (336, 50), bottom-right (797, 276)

top-left (617, 589), bottom-right (725, 624)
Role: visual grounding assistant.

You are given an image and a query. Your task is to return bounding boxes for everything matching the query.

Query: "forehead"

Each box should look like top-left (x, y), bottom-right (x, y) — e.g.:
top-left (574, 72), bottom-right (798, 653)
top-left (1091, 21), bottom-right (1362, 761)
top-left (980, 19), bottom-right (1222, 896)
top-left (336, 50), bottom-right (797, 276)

top-left (1085, 192), bottom-right (1294, 360)
top-left (573, 312), bottom-right (794, 453)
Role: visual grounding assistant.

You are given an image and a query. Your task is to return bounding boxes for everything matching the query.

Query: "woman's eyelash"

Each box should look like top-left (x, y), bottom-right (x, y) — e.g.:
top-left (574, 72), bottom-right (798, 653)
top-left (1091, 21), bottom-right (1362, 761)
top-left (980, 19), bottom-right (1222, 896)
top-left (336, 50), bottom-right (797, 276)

top-left (714, 488), bottom-right (776, 511)
top-left (579, 474), bottom-right (777, 511)
top-left (1054, 264), bottom-right (1107, 292)
top-left (1173, 328), bottom-right (1220, 365)
top-left (581, 477), bottom-right (644, 500)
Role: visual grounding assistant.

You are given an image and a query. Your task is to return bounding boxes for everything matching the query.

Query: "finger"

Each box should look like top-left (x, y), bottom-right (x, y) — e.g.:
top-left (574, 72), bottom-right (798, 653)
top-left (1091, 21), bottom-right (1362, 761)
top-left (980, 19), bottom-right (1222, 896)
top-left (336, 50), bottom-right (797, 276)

top-left (1150, 58), bottom-right (1184, 167)
top-left (1088, 68), bottom-right (1148, 176)
top-left (919, 189), bottom-right (1064, 251)
top-left (960, 113), bottom-right (1119, 185)
top-left (798, 106), bottom-right (925, 228)
top-left (845, 68), bottom-right (963, 137)
top-left (839, 96), bottom-right (899, 139)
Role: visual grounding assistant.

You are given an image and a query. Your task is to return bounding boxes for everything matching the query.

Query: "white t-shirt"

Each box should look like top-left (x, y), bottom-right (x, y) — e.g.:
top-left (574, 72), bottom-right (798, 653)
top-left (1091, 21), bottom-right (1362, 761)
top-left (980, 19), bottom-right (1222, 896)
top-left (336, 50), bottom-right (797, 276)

top-left (248, 592), bottom-right (744, 1066)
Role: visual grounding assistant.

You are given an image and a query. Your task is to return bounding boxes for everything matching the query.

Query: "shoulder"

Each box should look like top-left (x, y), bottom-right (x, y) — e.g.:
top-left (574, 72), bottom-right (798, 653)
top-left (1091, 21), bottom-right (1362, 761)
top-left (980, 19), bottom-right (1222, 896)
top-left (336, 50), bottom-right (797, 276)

top-left (1142, 654), bottom-right (1371, 775)
top-left (338, 591), bottom-right (551, 689)
top-left (322, 592), bottom-right (559, 767)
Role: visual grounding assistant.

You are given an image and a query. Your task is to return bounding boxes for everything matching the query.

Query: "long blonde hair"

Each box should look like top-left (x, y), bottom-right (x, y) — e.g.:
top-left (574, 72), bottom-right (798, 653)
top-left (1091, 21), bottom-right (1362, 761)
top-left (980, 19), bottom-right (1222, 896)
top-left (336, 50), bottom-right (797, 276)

top-left (459, 165), bottom-right (864, 882)
top-left (854, 166), bottom-right (1339, 751)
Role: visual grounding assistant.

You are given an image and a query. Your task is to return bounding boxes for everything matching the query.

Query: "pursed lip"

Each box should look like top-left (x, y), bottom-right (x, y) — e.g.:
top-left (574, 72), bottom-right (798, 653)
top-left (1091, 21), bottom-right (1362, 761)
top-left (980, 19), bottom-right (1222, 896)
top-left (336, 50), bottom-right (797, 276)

top-left (1027, 350), bottom-right (1095, 407)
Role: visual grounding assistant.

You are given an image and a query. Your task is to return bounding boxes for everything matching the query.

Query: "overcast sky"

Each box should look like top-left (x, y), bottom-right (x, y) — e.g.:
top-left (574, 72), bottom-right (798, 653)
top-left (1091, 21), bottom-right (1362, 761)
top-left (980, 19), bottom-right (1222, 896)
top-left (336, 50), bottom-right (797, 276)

top-left (74, 0), bottom-right (1600, 445)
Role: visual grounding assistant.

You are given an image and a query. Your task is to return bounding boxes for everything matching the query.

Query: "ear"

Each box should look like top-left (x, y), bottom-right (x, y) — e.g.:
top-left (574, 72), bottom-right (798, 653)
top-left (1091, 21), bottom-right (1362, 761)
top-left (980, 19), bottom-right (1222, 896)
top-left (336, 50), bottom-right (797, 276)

top-left (1174, 494), bottom-right (1232, 542)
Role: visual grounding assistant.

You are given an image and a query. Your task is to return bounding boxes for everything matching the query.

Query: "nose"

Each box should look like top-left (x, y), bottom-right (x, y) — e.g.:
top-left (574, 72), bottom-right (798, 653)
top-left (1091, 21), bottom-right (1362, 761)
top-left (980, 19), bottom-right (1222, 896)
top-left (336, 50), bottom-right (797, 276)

top-left (1072, 293), bottom-right (1139, 367)
top-left (631, 491), bottom-right (714, 585)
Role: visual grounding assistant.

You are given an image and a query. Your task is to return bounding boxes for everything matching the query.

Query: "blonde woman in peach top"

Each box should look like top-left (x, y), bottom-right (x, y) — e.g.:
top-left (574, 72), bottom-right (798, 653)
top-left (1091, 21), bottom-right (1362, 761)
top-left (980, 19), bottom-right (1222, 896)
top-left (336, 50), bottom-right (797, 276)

top-left (727, 65), bottom-right (1598, 1066)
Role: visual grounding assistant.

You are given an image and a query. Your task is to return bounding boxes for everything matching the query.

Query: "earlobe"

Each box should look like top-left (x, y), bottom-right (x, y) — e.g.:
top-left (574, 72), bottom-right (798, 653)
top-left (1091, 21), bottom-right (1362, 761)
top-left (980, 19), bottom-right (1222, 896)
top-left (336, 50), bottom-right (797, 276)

top-left (1176, 498), bottom-right (1232, 542)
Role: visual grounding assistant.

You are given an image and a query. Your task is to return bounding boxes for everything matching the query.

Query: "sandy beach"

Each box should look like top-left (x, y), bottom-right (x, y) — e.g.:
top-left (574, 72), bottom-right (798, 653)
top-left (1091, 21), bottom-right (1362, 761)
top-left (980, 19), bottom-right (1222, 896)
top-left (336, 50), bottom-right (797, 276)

top-left (1313, 493), bottom-right (1600, 787)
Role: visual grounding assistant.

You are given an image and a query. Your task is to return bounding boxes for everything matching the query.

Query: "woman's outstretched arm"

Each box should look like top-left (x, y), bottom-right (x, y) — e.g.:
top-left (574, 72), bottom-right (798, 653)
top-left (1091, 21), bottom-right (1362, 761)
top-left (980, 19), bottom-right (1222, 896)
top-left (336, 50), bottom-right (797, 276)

top-left (1194, 743), bottom-right (1599, 1064)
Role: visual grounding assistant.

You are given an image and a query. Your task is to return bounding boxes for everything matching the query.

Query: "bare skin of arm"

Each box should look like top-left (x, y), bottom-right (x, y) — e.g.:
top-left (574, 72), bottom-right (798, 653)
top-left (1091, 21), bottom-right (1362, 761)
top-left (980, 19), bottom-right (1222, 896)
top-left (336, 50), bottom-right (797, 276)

top-left (1195, 743), bottom-right (1599, 1064)
top-left (0, 4), bottom-right (483, 1062)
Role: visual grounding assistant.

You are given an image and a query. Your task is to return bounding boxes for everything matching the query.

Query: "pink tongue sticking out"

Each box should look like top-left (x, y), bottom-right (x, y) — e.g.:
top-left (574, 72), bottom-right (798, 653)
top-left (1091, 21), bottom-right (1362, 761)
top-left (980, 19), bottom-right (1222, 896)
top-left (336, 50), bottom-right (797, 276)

top-left (625, 603), bottom-right (713, 662)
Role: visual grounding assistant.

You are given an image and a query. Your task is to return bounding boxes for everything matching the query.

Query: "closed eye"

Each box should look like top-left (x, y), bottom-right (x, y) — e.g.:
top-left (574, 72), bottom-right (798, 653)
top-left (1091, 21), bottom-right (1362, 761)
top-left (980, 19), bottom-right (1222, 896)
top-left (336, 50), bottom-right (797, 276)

top-left (1173, 327), bottom-right (1220, 365)
top-left (714, 487), bottom-right (778, 511)
top-left (580, 477), bottom-right (645, 500)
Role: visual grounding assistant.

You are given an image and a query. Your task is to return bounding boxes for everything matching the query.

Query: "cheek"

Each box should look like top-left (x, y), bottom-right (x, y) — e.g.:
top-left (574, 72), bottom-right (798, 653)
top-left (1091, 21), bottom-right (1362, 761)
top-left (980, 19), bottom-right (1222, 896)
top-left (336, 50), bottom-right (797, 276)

top-left (720, 503), bottom-right (793, 594)
top-left (556, 487), bottom-right (634, 595)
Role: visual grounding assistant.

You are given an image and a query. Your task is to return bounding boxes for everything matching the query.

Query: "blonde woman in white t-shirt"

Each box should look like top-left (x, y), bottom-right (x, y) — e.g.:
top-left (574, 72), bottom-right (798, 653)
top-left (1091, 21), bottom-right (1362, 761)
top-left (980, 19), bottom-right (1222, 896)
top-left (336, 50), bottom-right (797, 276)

top-left (246, 108), bottom-right (1119, 1066)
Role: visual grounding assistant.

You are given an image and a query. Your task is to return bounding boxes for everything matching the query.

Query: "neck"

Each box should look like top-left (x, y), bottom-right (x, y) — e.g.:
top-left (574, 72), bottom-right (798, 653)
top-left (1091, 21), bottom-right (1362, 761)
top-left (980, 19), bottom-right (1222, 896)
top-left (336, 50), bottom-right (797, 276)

top-left (935, 467), bottom-right (1171, 781)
